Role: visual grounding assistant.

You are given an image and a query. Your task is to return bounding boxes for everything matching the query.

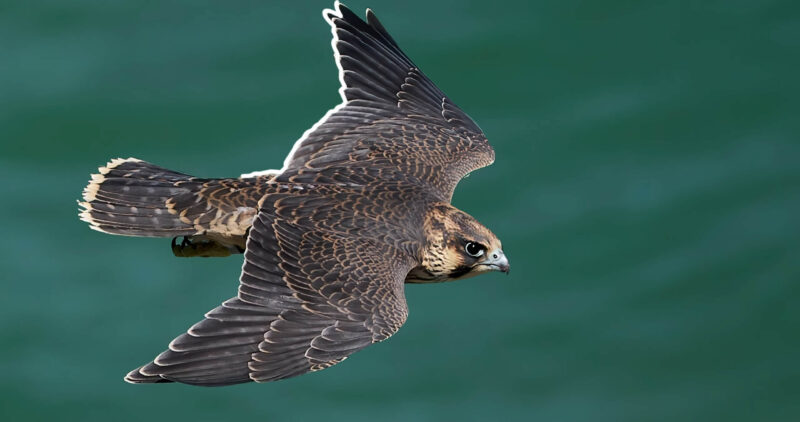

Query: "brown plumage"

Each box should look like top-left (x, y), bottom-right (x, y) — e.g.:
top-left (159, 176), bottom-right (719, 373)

top-left (79, 158), bottom-right (272, 254)
top-left (79, 2), bottom-right (509, 386)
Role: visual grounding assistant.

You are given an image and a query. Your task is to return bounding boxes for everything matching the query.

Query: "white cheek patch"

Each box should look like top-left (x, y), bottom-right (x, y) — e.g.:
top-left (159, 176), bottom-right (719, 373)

top-left (442, 247), bottom-right (464, 272)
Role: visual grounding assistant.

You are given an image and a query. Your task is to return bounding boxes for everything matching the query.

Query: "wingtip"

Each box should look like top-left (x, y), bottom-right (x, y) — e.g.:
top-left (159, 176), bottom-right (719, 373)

top-left (123, 367), bottom-right (142, 384)
top-left (322, 1), bottom-right (345, 23)
top-left (125, 365), bottom-right (172, 384)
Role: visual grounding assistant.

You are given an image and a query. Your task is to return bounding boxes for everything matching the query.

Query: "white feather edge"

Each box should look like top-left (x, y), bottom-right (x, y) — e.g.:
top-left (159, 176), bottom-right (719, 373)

top-left (121, 5), bottom-right (371, 383)
top-left (79, 157), bottom-right (142, 233)
top-left (240, 1), bottom-right (349, 179)
top-left (81, 157), bottom-right (142, 201)
top-left (241, 4), bottom-right (352, 382)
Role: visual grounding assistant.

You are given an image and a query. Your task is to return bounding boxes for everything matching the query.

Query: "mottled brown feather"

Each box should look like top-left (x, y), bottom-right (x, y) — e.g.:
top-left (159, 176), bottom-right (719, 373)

top-left (79, 158), bottom-right (273, 242)
top-left (128, 193), bottom-right (416, 384)
top-left (88, 3), bottom-right (504, 386)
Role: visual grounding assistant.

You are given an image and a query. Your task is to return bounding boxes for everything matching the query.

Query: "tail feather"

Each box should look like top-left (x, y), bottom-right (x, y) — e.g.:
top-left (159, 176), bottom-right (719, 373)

top-left (79, 158), bottom-right (200, 237)
top-left (78, 158), bottom-right (271, 238)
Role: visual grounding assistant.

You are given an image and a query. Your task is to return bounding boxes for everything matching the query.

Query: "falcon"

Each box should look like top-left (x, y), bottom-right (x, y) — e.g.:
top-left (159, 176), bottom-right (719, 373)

top-left (78, 2), bottom-right (509, 386)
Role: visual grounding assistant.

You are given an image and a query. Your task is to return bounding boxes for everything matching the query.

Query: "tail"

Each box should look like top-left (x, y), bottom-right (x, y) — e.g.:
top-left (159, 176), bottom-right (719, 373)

top-left (78, 158), bottom-right (269, 238)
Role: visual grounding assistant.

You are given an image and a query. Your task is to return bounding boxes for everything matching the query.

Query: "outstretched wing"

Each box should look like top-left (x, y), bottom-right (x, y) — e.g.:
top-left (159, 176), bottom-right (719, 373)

top-left (254, 2), bottom-right (494, 201)
top-left (126, 200), bottom-right (415, 385)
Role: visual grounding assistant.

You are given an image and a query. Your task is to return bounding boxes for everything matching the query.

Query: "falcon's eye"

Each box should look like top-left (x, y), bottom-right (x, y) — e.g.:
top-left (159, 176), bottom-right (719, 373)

top-left (464, 242), bottom-right (485, 258)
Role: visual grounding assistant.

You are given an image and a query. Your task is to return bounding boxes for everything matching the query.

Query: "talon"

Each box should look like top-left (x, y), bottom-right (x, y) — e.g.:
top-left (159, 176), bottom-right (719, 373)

top-left (171, 235), bottom-right (232, 258)
top-left (171, 236), bottom-right (183, 257)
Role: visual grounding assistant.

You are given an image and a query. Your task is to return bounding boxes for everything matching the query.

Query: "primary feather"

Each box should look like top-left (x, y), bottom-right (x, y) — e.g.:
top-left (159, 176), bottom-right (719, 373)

top-left (80, 2), bottom-right (507, 386)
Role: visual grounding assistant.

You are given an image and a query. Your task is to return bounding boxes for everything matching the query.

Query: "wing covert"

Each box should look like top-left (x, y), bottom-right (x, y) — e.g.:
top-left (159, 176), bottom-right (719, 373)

top-left (269, 2), bottom-right (494, 201)
top-left (127, 201), bottom-right (416, 385)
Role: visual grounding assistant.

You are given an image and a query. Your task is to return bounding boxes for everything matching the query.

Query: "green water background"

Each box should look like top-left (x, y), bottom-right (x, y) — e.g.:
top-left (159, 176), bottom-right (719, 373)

top-left (2, 1), bottom-right (798, 420)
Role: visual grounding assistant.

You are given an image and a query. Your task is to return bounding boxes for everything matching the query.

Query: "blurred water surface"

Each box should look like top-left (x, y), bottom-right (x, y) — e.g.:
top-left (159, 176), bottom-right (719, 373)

top-left (1, 1), bottom-right (798, 421)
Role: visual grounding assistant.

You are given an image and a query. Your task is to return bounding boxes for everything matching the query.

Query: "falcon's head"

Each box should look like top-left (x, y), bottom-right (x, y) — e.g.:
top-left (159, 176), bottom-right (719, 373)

top-left (411, 204), bottom-right (509, 283)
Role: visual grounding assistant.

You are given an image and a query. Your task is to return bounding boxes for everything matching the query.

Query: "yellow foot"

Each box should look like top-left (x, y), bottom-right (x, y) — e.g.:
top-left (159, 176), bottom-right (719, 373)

top-left (171, 236), bottom-right (234, 258)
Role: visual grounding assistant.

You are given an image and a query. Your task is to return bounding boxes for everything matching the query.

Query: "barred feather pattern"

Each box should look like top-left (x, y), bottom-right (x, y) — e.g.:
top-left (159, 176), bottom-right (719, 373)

top-left (78, 158), bottom-right (273, 239)
top-left (83, 2), bottom-right (506, 387)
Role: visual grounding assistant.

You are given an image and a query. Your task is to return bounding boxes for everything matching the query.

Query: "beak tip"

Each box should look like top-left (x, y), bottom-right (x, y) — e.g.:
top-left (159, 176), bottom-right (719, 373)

top-left (485, 249), bottom-right (510, 276)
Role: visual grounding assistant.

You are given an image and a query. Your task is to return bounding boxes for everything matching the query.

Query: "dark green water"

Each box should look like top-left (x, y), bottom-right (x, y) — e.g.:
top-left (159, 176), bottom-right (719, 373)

top-left (2, 1), bottom-right (798, 421)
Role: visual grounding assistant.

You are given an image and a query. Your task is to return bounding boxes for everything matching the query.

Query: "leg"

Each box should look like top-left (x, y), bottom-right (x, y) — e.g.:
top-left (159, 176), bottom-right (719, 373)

top-left (171, 235), bottom-right (242, 258)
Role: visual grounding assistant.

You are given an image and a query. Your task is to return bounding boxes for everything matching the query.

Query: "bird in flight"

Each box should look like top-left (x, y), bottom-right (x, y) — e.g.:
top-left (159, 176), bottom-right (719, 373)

top-left (78, 2), bottom-right (508, 386)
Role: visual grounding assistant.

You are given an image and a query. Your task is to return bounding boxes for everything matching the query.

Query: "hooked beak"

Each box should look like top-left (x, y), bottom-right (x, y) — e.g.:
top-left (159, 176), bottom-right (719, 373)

top-left (482, 249), bottom-right (510, 274)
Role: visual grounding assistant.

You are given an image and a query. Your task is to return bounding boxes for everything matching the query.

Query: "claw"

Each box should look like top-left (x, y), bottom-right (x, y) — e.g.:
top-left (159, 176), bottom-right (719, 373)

top-left (171, 237), bottom-right (182, 256)
top-left (171, 235), bottom-right (233, 258)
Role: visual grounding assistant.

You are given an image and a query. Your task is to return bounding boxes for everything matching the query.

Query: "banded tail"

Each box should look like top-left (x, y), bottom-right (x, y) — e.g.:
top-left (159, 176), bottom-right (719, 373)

top-left (78, 158), bottom-right (272, 243)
